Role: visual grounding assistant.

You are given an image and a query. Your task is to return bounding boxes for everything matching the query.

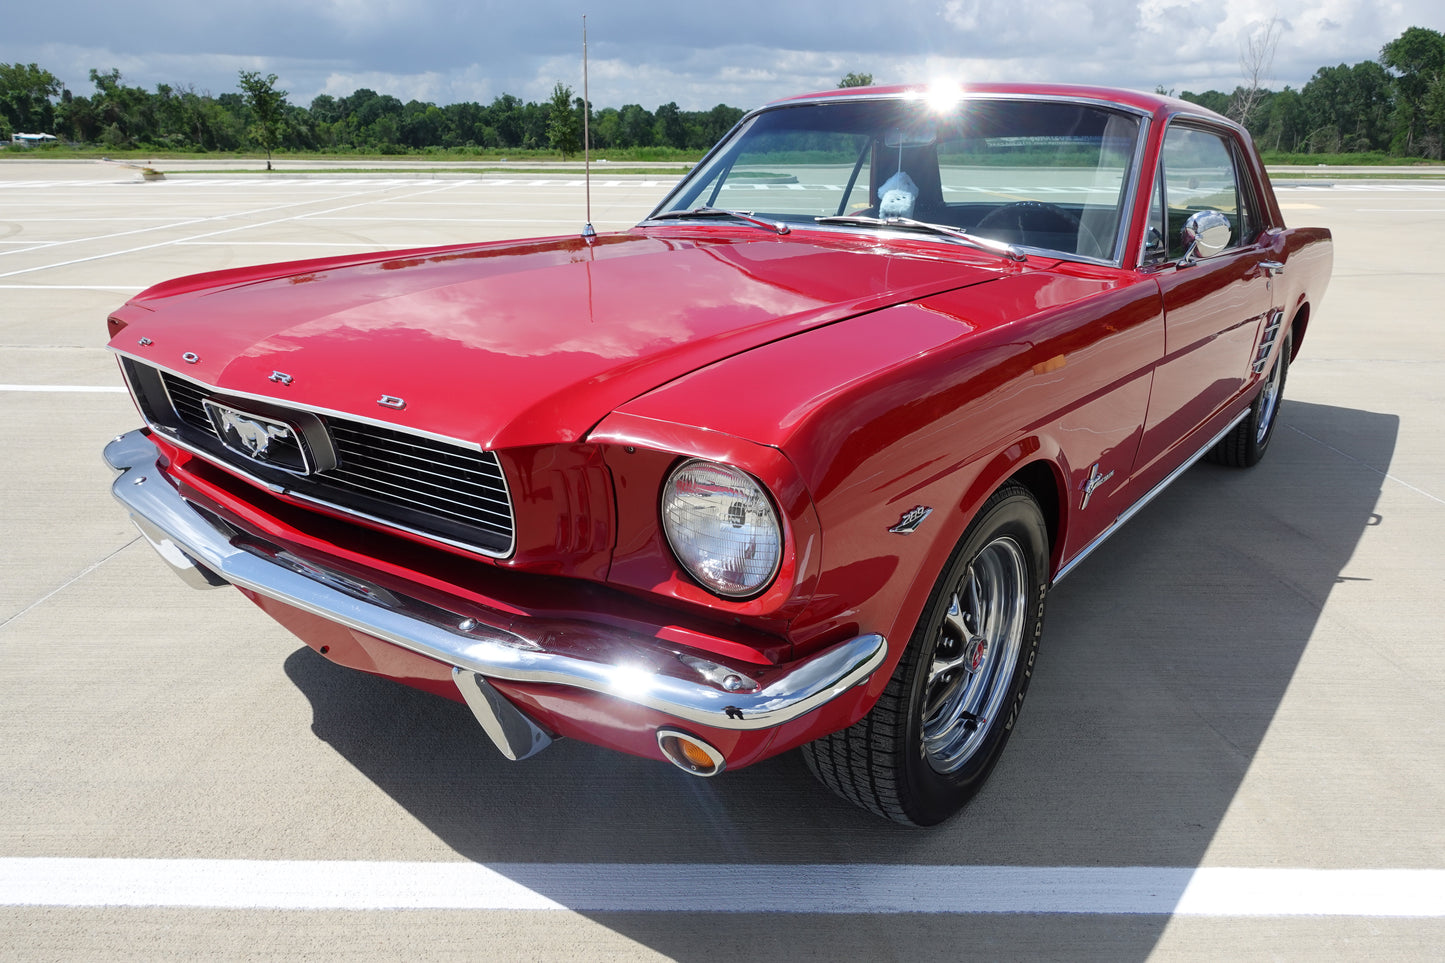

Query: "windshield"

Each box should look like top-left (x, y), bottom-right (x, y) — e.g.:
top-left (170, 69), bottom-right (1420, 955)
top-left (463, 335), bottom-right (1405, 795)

top-left (649, 95), bottom-right (1144, 262)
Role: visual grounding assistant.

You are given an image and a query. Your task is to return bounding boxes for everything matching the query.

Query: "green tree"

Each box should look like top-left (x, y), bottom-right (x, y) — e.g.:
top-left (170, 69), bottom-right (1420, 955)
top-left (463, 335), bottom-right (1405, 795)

top-left (616, 103), bottom-right (654, 147)
top-left (1382, 26), bottom-right (1445, 155)
top-left (546, 81), bottom-right (581, 156)
top-left (0, 63), bottom-right (62, 136)
top-left (237, 70), bottom-right (288, 169)
top-left (75, 68), bottom-right (158, 147)
top-left (698, 103), bottom-right (745, 147)
top-left (653, 101), bottom-right (685, 148)
top-left (1301, 62), bottom-right (1393, 153)
top-left (838, 72), bottom-right (874, 88)
top-left (489, 93), bottom-right (524, 147)
top-left (444, 100), bottom-right (486, 147)
top-left (1260, 86), bottom-right (1306, 152)
top-left (1180, 89), bottom-right (1231, 116)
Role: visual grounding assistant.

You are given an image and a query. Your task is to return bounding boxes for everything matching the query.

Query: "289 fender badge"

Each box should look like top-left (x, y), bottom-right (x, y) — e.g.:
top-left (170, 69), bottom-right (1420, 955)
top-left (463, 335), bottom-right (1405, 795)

top-left (889, 506), bottom-right (933, 534)
top-left (1079, 462), bottom-right (1115, 510)
top-left (268, 371), bottom-right (294, 386)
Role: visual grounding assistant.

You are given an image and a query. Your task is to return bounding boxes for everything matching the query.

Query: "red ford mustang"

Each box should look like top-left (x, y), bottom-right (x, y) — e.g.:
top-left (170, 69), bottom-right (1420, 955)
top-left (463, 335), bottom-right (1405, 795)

top-left (104, 83), bottom-right (1332, 825)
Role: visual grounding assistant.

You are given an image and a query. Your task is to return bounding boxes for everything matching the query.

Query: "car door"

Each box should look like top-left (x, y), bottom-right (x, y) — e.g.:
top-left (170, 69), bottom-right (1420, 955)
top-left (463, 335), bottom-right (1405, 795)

top-left (1133, 122), bottom-right (1283, 485)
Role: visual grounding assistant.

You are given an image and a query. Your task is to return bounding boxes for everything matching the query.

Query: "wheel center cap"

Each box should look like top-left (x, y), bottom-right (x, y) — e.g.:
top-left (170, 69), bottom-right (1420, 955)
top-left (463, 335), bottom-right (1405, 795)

top-left (964, 637), bottom-right (988, 673)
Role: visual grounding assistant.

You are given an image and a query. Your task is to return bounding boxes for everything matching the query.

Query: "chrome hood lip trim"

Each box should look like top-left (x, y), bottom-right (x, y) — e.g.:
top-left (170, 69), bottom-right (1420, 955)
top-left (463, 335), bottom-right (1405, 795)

top-left (104, 429), bottom-right (887, 732)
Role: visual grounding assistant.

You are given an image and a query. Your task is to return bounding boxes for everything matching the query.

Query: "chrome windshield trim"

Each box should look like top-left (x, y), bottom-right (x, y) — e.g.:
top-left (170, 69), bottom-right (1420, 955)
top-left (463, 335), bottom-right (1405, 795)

top-left (105, 429), bottom-right (887, 732)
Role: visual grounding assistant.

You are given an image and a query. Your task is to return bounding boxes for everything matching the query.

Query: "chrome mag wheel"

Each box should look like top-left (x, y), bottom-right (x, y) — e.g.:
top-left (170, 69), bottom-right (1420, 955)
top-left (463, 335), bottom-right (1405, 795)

top-left (1255, 344), bottom-right (1285, 445)
top-left (921, 537), bottom-right (1029, 773)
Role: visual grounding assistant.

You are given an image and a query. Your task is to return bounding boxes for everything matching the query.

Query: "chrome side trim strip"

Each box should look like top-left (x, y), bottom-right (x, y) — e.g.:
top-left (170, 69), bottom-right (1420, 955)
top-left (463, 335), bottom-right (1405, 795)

top-left (1052, 408), bottom-right (1250, 585)
top-left (104, 429), bottom-right (887, 734)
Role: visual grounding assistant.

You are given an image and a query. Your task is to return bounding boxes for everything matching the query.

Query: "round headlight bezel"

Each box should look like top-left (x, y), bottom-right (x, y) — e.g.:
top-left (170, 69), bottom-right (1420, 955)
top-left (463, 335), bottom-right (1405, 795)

top-left (660, 458), bottom-right (784, 599)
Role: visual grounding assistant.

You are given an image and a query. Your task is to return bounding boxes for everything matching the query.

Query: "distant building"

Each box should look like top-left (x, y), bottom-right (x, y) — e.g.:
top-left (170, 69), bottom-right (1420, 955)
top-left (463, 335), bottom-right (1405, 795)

top-left (10, 133), bottom-right (59, 147)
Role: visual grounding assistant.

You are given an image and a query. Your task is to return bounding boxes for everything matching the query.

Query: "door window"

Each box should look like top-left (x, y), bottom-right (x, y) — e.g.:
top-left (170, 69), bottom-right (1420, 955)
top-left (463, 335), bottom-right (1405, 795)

top-left (1155, 126), bottom-right (1258, 260)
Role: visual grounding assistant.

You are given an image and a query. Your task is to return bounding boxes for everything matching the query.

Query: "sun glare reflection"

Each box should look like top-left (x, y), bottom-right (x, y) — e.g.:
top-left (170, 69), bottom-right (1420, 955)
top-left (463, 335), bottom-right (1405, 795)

top-left (924, 80), bottom-right (966, 113)
top-left (608, 664), bottom-right (655, 696)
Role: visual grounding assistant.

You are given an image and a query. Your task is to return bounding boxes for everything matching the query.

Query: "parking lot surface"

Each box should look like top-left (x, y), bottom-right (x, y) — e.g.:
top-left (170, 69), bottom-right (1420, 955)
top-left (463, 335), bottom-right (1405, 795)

top-left (1, 159), bottom-right (1442, 959)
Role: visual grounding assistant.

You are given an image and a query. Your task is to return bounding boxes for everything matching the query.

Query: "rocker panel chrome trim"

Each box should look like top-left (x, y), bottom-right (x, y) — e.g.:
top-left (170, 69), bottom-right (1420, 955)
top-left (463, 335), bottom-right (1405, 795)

top-left (1053, 407), bottom-right (1250, 585)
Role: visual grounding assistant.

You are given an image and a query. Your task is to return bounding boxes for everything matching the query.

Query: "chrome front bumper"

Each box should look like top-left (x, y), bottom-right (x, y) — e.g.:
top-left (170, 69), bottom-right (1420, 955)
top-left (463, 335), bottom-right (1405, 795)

top-left (104, 429), bottom-right (886, 762)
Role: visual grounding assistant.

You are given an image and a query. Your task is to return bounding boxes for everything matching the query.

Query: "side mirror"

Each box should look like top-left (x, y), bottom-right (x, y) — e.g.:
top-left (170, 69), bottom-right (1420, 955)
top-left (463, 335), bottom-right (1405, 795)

top-left (1180, 210), bottom-right (1231, 263)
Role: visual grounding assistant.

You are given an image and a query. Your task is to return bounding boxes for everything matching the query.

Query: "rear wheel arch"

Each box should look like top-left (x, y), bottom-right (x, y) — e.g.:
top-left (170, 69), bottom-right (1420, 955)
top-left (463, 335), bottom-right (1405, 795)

top-left (1288, 302), bottom-right (1310, 360)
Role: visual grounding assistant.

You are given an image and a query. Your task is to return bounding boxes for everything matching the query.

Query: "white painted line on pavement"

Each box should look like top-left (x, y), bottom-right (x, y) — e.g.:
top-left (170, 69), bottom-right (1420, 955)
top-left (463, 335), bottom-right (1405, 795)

top-left (1289, 425), bottom-right (1445, 506)
top-left (0, 182), bottom-right (464, 280)
top-left (0, 538), bottom-right (141, 631)
top-left (0, 284), bottom-right (144, 291)
top-left (173, 241), bottom-right (410, 248)
top-left (1, 860), bottom-right (1441, 916)
top-left (0, 385), bottom-right (126, 393)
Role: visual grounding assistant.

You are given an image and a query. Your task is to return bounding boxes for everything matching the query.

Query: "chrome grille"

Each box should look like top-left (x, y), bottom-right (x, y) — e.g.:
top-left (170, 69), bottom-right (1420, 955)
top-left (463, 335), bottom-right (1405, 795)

top-left (142, 366), bottom-right (514, 556)
top-left (163, 375), bottom-right (218, 439)
top-left (326, 422), bottom-right (513, 536)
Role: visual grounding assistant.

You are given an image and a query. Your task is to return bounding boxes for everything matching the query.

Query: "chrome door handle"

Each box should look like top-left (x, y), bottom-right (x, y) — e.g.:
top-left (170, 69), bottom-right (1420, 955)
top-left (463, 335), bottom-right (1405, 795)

top-left (1259, 260), bottom-right (1285, 277)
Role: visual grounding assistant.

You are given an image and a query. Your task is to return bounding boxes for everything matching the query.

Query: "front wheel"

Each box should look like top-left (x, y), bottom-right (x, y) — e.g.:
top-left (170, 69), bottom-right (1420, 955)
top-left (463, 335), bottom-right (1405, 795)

top-left (802, 484), bottom-right (1049, 826)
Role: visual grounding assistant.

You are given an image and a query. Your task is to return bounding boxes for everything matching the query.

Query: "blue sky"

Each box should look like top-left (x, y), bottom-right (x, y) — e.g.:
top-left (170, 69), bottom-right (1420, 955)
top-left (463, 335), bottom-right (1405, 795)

top-left (4, 0), bottom-right (1438, 110)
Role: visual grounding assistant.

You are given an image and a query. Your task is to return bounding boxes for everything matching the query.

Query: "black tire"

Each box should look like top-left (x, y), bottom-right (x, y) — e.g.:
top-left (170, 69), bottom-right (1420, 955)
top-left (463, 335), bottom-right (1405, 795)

top-left (802, 484), bottom-right (1049, 826)
top-left (1207, 328), bottom-right (1291, 468)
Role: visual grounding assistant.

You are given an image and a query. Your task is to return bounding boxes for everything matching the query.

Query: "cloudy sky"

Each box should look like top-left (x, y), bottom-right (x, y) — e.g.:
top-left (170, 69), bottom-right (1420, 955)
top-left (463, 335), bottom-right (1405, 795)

top-left (5, 0), bottom-right (1439, 111)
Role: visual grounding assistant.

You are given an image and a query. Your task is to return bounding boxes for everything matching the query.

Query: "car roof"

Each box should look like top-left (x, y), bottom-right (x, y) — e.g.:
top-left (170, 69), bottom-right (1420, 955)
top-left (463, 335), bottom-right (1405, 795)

top-left (768, 82), bottom-right (1223, 124)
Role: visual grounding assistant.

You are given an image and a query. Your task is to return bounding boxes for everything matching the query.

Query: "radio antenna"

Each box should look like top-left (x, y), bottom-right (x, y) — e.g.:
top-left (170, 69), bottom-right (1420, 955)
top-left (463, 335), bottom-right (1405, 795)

top-left (581, 15), bottom-right (595, 239)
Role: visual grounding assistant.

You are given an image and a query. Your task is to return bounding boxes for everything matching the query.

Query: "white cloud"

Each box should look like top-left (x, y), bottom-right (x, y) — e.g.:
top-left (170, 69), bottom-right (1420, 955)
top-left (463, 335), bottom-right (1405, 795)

top-left (2, 0), bottom-right (1439, 110)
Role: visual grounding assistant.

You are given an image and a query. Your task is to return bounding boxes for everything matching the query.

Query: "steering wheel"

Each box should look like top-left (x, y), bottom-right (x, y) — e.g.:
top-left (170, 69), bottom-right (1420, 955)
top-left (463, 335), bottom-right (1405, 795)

top-left (973, 201), bottom-right (1099, 255)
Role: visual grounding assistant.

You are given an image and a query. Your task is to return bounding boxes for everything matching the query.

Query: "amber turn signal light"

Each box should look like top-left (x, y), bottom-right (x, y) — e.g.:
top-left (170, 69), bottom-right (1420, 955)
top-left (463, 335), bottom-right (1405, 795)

top-left (656, 728), bottom-right (726, 777)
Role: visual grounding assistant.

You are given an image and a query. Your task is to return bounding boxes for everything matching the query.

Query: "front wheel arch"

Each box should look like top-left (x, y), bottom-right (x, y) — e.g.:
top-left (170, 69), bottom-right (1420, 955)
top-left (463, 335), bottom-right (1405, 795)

top-left (803, 483), bottom-right (1050, 825)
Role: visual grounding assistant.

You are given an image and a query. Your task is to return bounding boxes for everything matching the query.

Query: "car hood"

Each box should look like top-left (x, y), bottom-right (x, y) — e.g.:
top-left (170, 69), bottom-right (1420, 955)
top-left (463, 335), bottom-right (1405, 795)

top-left (110, 230), bottom-right (1007, 448)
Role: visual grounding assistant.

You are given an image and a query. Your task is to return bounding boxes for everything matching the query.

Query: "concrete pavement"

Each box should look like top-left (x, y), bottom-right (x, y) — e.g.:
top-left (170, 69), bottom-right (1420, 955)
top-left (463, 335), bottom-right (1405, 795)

top-left (0, 161), bottom-right (1441, 960)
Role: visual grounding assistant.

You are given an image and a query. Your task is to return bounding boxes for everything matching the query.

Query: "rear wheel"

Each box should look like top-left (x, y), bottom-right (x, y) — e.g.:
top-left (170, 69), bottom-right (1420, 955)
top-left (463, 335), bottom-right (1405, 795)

top-left (1207, 329), bottom-right (1291, 467)
top-left (803, 484), bottom-right (1049, 826)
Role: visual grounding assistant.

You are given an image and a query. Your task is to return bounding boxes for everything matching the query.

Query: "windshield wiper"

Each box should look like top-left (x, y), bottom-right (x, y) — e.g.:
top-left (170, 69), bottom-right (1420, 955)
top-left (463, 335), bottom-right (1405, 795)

top-left (655, 207), bottom-right (791, 235)
top-left (813, 214), bottom-right (1027, 262)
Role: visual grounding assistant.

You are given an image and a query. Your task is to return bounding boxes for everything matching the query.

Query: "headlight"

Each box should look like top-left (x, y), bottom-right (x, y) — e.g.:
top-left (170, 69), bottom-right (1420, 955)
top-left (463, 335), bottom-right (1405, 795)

top-left (661, 459), bottom-right (782, 598)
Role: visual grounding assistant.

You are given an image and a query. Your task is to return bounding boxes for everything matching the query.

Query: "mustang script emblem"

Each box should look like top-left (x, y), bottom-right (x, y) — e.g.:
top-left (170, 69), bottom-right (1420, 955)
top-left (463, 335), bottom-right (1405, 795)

top-left (1079, 462), bottom-right (1115, 510)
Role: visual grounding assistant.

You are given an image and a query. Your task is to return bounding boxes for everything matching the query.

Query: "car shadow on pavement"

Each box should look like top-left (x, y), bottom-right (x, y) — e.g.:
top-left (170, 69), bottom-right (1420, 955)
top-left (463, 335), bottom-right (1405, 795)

top-left (283, 399), bottom-right (1394, 961)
